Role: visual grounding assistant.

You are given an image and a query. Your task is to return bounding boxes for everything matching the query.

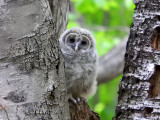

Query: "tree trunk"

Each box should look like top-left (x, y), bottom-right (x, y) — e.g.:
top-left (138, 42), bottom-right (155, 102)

top-left (0, 0), bottom-right (70, 120)
top-left (115, 0), bottom-right (160, 119)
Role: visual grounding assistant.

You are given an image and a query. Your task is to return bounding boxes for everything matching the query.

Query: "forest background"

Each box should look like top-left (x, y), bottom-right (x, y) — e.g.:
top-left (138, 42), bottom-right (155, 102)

top-left (67, 0), bottom-right (135, 119)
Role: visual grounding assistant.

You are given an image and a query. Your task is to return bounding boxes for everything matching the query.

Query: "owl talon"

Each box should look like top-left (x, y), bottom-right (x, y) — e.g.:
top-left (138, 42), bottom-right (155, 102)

top-left (68, 97), bottom-right (77, 104)
top-left (76, 97), bottom-right (80, 103)
top-left (79, 97), bottom-right (88, 103)
top-left (68, 96), bottom-right (88, 104)
top-left (69, 96), bottom-right (83, 104)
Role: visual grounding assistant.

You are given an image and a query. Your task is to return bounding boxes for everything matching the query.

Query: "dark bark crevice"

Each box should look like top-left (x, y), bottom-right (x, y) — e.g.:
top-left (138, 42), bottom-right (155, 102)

top-left (148, 65), bottom-right (160, 98)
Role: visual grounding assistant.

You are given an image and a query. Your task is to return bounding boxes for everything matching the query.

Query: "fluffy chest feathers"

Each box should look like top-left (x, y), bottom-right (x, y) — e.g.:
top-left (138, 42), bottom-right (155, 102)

top-left (64, 60), bottom-right (94, 81)
top-left (64, 59), bottom-right (96, 96)
top-left (64, 53), bottom-right (97, 92)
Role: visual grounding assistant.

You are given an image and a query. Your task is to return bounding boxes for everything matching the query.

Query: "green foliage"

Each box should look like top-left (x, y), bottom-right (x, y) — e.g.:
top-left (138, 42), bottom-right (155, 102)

top-left (67, 0), bottom-right (135, 119)
top-left (88, 75), bottom-right (121, 120)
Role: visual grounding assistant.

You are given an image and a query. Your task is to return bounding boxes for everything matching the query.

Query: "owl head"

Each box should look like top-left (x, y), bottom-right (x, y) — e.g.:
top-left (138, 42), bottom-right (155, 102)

top-left (59, 27), bottom-right (96, 55)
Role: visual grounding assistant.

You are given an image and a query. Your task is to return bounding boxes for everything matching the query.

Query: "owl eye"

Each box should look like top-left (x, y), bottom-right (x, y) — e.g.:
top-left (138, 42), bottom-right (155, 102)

top-left (81, 40), bottom-right (87, 45)
top-left (69, 38), bottom-right (75, 43)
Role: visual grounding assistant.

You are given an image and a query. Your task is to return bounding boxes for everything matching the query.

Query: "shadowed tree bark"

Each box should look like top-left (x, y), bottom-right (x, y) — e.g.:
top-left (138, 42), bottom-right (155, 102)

top-left (115, 0), bottom-right (160, 119)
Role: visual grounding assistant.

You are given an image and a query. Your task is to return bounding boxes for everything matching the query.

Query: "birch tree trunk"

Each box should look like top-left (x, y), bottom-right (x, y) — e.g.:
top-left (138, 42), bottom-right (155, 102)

top-left (115, 0), bottom-right (160, 119)
top-left (0, 0), bottom-right (70, 120)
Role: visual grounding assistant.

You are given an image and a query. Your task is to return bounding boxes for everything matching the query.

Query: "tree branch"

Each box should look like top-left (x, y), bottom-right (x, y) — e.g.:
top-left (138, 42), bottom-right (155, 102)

top-left (97, 38), bottom-right (128, 84)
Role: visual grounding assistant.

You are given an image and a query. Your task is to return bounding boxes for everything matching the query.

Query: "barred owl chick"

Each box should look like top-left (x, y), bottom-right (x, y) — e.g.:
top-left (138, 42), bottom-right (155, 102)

top-left (59, 27), bottom-right (98, 102)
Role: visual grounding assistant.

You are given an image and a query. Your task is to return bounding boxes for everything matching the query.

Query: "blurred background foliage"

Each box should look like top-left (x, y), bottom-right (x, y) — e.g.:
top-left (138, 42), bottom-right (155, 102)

top-left (67, 0), bottom-right (135, 119)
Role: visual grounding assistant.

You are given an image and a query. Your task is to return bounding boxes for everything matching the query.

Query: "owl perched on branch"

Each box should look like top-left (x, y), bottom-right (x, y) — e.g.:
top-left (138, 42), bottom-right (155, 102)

top-left (59, 27), bottom-right (98, 103)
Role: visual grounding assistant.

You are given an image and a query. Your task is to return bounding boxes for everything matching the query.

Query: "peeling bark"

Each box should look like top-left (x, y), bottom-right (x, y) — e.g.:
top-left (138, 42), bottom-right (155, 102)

top-left (0, 0), bottom-right (70, 120)
top-left (115, 0), bottom-right (160, 119)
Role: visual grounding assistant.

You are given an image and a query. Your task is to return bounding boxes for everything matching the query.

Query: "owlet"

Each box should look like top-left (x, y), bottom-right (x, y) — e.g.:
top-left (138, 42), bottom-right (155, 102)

top-left (59, 27), bottom-right (98, 102)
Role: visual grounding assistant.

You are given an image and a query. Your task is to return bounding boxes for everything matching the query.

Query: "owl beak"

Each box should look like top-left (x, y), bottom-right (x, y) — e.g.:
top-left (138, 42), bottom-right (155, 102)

top-left (73, 42), bottom-right (79, 52)
top-left (74, 45), bottom-right (78, 52)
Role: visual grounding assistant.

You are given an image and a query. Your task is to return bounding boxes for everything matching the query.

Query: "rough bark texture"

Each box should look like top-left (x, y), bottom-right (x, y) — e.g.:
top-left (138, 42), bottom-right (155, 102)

top-left (0, 0), bottom-right (70, 120)
top-left (69, 98), bottom-right (100, 120)
top-left (97, 39), bottom-right (127, 84)
top-left (115, 0), bottom-right (160, 119)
